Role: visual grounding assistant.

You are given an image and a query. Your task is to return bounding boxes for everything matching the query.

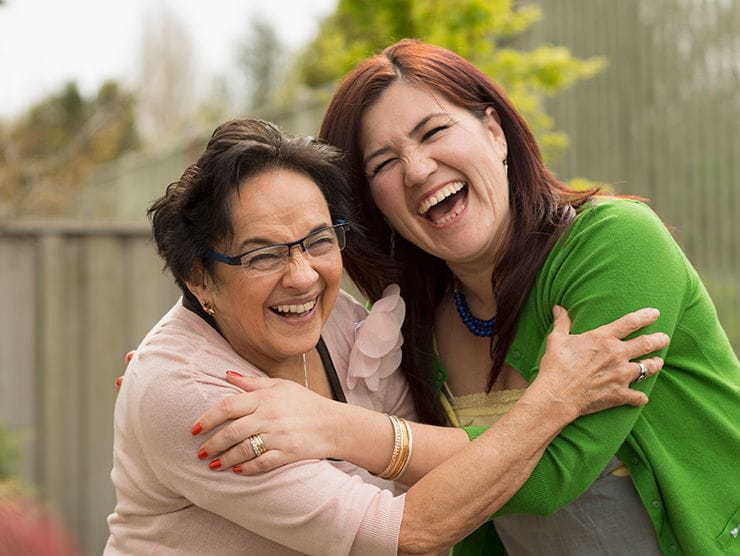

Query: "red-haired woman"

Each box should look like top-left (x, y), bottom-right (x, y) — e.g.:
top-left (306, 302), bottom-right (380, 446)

top-left (193, 41), bottom-right (738, 555)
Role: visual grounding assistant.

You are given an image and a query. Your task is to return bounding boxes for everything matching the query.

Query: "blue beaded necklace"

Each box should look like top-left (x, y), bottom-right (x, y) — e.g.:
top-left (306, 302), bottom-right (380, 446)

top-left (453, 282), bottom-right (496, 337)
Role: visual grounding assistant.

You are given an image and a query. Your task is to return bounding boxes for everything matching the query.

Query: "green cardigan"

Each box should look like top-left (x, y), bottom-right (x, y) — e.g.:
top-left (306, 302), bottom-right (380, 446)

top-left (447, 199), bottom-right (740, 555)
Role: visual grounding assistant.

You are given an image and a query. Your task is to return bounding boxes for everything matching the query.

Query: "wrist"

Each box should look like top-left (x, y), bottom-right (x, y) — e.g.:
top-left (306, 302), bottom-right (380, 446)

top-left (328, 403), bottom-right (397, 474)
top-left (521, 379), bottom-right (579, 426)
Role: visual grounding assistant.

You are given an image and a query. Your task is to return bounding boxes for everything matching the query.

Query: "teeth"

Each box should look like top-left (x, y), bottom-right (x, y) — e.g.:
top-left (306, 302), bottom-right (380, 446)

top-left (431, 203), bottom-right (466, 226)
top-left (418, 181), bottom-right (466, 215)
top-left (273, 299), bottom-right (317, 314)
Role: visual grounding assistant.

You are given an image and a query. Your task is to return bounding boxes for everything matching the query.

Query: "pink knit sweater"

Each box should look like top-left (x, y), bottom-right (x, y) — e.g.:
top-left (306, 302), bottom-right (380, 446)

top-left (105, 288), bottom-right (414, 555)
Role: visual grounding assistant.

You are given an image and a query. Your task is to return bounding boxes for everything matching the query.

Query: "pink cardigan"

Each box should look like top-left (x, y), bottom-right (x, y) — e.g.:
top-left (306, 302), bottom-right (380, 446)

top-left (105, 288), bottom-right (415, 555)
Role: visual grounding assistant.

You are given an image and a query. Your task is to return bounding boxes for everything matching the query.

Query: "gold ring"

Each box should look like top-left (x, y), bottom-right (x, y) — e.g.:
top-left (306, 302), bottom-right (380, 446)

top-left (248, 434), bottom-right (266, 457)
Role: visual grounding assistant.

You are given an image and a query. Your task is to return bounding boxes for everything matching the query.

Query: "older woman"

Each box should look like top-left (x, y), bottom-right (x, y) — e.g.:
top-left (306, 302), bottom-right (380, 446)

top-left (107, 118), bottom-right (666, 555)
top-left (198, 41), bottom-right (740, 555)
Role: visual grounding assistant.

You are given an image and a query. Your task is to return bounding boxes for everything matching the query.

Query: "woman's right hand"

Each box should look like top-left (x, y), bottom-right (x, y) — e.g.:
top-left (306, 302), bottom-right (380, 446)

top-left (532, 305), bottom-right (669, 419)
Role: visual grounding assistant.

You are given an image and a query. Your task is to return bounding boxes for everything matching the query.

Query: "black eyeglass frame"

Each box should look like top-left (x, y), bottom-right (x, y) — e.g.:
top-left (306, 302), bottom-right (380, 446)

top-left (203, 220), bottom-right (351, 267)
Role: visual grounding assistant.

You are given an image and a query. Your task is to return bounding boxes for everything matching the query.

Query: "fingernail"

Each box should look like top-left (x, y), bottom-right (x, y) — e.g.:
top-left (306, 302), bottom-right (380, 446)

top-left (226, 370), bottom-right (243, 378)
top-left (232, 465), bottom-right (242, 474)
top-left (552, 305), bottom-right (563, 318)
top-left (115, 376), bottom-right (123, 388)
top-left (208, 459), bottom-right (221, 470)
top-left (126, 352), bottom-right (134, 363)
top-left (648, 308), bottom-right (660, 317)
top-left (197, 448), bottom-right (208, 460)
top-left (191, 422), bottom-right (203, 436)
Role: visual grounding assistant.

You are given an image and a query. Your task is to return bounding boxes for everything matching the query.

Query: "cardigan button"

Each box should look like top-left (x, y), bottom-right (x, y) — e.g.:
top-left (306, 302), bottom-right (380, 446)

top-left (650, 500), bottom-right (660, 509)
top-left (631, 457), bottom-right (639, 465)
top-left (668, 545), bottom-right (677, 552)
top-left (512, 350), bottom-right (521, 359)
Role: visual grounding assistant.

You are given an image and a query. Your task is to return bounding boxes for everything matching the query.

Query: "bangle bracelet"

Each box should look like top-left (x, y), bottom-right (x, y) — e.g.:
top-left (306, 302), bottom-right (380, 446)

top-left (394, 417), bottom-right (414, 479)
top-left (379, 415), bottom-right (413, 481)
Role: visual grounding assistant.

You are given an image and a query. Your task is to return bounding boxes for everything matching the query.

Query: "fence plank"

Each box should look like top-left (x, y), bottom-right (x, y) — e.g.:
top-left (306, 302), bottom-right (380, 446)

top-left (0, 235), bottom-right (38, 478)
top-left (81, 235), bottom-right (129, 553)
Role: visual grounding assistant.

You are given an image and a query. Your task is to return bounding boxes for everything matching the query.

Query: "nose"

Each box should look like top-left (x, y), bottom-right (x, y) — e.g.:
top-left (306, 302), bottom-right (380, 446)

top-left (403, 147), bottom-right (437, 188)
top-left (281, 247), bottom-right (319, 289)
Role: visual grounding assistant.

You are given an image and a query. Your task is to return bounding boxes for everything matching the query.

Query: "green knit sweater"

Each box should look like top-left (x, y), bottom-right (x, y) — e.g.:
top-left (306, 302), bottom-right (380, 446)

top-left (449, 199), bottom-right (740, 555)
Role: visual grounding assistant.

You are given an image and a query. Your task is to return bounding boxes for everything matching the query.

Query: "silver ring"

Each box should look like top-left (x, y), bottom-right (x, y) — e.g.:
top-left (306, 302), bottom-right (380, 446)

top-left (248, 434), bottom-right (266, 457)
top-left (634, 362), bottom-right (649, 383)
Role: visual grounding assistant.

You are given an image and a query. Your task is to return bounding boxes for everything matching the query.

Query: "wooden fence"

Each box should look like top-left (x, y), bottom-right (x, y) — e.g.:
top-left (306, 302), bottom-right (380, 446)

top-left (0, 222), bottom-right (178, 554)
top-left (1, 1), bottom-right (738, 554)
top-left (518, 0), bottom-right (739, 345)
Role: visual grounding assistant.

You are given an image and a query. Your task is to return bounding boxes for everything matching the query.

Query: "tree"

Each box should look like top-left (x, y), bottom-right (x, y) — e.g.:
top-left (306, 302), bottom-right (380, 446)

top-left (290, 0), bottom-right (605, 162)
top-left (0, 80), bottom-right (138, 217)
top-left (237, 17), bottom-right (286, 111)
top-left (135, 4), bottom-right (196, 145)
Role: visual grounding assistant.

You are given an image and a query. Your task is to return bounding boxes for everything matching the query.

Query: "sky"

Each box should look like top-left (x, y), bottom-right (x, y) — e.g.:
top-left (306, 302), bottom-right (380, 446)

top-left (0, 0), bottom-right (337, 118)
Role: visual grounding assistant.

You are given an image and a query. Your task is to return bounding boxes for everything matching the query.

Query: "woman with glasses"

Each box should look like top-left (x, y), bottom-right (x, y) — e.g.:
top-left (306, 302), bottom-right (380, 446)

top-left (106, 118), bottom-right (665, 555)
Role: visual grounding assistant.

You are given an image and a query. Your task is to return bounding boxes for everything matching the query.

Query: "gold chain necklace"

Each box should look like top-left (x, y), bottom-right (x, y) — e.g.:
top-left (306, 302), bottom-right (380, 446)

top-left (302, 352), bottom-right (309, 389)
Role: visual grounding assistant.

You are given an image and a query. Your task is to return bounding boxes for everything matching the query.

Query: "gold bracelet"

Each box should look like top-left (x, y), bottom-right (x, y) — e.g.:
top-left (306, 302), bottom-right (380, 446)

top-left (379, 414), bottom-right (402, 479)
top-left (379, 415), bottom-right (413, 480)
top-left (394, 417), bottom-right (414, 479)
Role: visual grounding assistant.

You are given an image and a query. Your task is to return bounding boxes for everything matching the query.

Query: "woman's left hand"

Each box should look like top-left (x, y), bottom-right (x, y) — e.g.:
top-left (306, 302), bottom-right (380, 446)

top-left (192, 373), bottom-right (344, 475)
top-left (531, 305), bottom-right (668, 420)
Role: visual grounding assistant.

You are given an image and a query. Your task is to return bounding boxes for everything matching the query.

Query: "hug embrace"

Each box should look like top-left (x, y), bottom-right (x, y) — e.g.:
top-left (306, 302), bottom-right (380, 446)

top-left (106, 40), bottom-right (740, 555)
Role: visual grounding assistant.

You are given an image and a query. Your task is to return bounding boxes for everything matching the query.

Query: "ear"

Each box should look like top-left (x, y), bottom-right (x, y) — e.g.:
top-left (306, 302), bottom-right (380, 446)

top-left (483, 106), bottom-right (507, 161)
top-left (184, 263), bottom-right (211, 304)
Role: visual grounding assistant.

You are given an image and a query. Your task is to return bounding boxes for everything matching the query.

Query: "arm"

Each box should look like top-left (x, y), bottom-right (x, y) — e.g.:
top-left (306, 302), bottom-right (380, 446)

top-left (197, 304), bottom-right (664, 480)
top-left (134, 362), bottom-right (404, 556)
top-left (195, 305), bottom-right (664, 553)
top-left (487, 200), bottom-right (687, 515)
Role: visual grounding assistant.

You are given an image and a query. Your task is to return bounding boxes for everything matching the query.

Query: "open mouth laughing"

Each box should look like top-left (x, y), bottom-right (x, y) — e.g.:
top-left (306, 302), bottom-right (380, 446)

top-left (269, 298), bottom-right (318, 318)
top-left (417, 181), bottom-right (468, 226)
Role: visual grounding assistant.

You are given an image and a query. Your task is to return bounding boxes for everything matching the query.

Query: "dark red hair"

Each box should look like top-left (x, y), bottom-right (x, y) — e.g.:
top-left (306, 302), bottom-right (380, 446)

top-left (320, 40), bottom-right (596, 425)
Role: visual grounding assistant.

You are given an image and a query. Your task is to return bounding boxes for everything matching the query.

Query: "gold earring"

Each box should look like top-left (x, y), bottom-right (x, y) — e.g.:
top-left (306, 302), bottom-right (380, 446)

top-left (201, 300), bottom-right (215, 315)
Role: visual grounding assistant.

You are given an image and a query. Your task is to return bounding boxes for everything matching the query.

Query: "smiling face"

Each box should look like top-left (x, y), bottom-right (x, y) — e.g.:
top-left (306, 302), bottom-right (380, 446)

top-left (192, 168), bottom-right (342, 370)
top-left (360, 81), bottom-right (510, 271)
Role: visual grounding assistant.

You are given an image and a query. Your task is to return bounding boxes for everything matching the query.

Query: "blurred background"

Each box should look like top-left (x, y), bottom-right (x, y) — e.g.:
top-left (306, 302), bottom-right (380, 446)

top-left (0, 0), bottom-right (737, 553)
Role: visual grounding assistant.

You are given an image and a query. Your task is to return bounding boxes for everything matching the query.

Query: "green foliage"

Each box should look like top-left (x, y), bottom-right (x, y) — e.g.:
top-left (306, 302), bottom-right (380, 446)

top-left (292, 0), bottom-right (604, 162)
top-left (0, 425), bottom-right (21, 480)
top-left (0, 80), bottom-right (138, 217)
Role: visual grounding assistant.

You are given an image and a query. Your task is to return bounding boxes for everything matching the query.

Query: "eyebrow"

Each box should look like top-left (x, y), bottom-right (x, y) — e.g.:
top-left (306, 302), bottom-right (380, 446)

top-left (236, 224), bottom-right (331, 252)
top-left (362, 112), bottom-right (448, 166)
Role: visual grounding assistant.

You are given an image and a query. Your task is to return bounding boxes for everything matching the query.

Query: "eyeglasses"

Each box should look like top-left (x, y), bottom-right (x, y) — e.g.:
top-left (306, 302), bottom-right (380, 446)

top-left (204, 221), bottom-right (350, 276)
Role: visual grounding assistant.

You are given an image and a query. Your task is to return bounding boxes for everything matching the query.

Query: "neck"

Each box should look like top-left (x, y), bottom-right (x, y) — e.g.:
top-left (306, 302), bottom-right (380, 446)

top-left (448, 262), bottom-right (496, 317)
top-left (233, 343), bottom-right (309, 385)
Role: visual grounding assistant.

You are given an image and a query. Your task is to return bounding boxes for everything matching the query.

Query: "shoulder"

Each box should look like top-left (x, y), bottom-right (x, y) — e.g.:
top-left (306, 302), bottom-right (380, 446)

top-left (326, 289), bottom-right (369, 331)
top-left (117, 303), bottom-right (254, 435)
top-left (570, 198), bottom-right (667, 240)
top-left (553, 198), bottom-right (682, 264)
top-left (322, 286), bottom-right (406, 395)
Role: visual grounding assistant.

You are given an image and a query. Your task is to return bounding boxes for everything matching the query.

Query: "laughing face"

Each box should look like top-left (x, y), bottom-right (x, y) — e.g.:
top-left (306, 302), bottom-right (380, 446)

top-left (360, 81), bottom-right (510, 270)
top-left (193, 168), bottom-right (342, 370)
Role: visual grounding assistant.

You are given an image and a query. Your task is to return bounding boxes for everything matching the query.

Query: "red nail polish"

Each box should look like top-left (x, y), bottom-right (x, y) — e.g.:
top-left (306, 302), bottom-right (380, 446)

top-left (115, 376), bottom-right (123, 388)
top-left (232, 465), bottom-right (242, 474)
top-left (126, 352), bottom-right (134, 363)
top-left (226, 370), bottom-right (243, 378)
top-left (208, 459), bottom-right (221, 470)
top-left (197, 448), bottom-right (208, 460)
top-left (191, 422), bottom-right (203, 436)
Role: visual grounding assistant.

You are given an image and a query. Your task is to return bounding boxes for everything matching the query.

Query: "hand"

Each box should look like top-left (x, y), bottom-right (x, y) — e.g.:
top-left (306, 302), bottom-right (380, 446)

top-left (115, 350), bottom-right (135, 390)
top-left (191, 373), bottom-right (343, 475)
top-left (532, 306), bottom-right (668, 418)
